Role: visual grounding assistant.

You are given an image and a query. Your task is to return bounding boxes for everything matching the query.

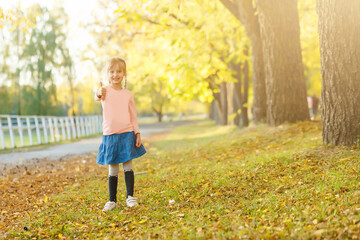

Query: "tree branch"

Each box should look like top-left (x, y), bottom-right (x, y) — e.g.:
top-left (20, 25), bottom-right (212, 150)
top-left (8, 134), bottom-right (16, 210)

top-left (219, 0), bottom-right (242, 21)
top-left (169, 13), bottom-right (202, 30)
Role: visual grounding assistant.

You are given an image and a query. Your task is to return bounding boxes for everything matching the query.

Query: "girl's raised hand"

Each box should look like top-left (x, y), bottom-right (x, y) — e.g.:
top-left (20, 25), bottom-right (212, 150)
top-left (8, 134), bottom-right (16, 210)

top-left (97, 82), bottom-right (106, 100)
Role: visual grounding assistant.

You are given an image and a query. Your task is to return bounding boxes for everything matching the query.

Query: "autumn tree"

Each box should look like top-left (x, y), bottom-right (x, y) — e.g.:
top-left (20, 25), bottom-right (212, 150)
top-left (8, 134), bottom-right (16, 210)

top-left (316, 0), bottom-right (360, 146)
top-left (88, 0), bottom-right (247, 124)
top-left (219, 0), bottom-right (267, 123)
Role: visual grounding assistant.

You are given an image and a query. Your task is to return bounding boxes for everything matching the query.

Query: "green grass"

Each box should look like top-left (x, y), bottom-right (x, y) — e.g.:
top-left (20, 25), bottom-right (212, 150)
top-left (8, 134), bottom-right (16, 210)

top-left (2, 131), bottom-right (52, 148)
top-left (151, 120), bottom-right (239, 152)
top-left (5, 120), bottom-right (360, 239)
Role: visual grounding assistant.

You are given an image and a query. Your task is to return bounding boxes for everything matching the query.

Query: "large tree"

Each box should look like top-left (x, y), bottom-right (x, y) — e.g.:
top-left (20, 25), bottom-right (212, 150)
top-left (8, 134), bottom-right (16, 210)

top-left (219, 0), bottom-right (267, 123)
top-left (89, 0), bottom-right (247, 124)
top-left (254, 0), bottom-right (310, 126)
top-left (317, 0), bottom-right (360, 146)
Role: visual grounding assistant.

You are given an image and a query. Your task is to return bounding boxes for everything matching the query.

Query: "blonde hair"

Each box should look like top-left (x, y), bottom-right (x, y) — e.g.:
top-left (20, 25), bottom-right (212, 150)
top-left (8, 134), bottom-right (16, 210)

top-left (106, 57), bottom-right (127, 89)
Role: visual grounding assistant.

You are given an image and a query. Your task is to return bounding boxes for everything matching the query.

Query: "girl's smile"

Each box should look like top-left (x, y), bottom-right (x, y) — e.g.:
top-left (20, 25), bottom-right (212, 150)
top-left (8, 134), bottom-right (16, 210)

top-left (108, 64), bottom-right (125, 87)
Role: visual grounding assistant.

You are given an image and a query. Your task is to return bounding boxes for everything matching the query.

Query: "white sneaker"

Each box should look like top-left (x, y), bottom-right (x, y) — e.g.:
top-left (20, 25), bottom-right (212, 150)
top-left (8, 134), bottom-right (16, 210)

top-left (102, 201), bottom-right (117, 212)
top-left (126, 196), bottom-right (138, 207)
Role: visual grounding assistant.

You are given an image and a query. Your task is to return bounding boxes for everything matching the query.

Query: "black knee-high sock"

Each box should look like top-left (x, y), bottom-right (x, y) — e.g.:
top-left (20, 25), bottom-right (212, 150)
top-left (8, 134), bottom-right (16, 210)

top-left (124, 170), bottom-right (134, 198)
top-left (108, 175), bottom-right (118, 202)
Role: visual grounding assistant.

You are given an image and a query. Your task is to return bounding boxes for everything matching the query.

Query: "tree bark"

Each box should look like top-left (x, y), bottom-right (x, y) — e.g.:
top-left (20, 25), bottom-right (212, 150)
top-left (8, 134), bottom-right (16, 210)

top-left (209, 100), bottom-right (220, 124)
top-left (254, 0), bottom-right (310, 126)
top-left (152, 106), bottom-right (163, 122)
top-left (241, 57), bottom-right (249, 127)
top-left (207, 74), bottom-right (228, 125)
top-left (317, 0), bottom-right (360, 146)
top-left (220, 82), bottom-right (228, 125)
top-left (227, 82), bottom-right (235, 125)
top-left (213, 96), bottom-right (226, 125)
top-left (249, 35), bottom-right (266, 123)
top-left (232, 62), bottom-right (242, 126)
top-left (157, 113), bottom-right (162, 122)
top-left (231, 59), bottom-right (249, 128)
top-left (219, 0), bottom-right (267, 123)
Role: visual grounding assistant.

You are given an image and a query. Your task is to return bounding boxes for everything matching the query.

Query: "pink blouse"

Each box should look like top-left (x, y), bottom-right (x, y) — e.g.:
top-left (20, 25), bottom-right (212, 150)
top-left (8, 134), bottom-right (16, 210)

top-left (98, 86), bottom-right (140, 136)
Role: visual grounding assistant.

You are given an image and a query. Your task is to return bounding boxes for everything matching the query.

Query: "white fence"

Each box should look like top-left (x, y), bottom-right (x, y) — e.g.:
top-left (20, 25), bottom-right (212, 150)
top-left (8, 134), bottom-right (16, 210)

top-left (0, 115), bottom-right (102, 149)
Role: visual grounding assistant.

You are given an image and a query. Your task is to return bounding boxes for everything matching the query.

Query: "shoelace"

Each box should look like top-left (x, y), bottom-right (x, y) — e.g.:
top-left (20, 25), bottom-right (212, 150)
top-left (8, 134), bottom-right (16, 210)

top-left (127, 197), bottom-right (137, 203)
top-left (104, 202), bottom-right (115, 208)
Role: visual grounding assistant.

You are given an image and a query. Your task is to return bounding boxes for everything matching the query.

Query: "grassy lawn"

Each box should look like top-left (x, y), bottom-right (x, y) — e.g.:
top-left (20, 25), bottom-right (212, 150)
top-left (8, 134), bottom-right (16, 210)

top-left (2, 120), bottom-right (360, 239)
top-left (1, 131), bottom-right (47, 148)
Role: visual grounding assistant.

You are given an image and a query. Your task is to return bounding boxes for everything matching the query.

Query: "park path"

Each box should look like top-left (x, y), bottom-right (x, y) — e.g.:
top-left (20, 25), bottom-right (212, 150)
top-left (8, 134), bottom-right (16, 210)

top-left (0, 120), bottom-right (196, 167)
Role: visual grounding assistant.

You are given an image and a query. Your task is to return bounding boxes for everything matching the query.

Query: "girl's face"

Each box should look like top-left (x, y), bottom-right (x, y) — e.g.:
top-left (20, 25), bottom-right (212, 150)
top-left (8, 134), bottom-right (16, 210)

top-left (108, 63), bottom-right (125, 86)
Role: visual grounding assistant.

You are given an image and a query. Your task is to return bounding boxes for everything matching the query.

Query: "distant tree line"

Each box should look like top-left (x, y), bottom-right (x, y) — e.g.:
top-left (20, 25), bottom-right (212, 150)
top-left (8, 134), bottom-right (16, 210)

top-left (0, 5), bottom-right (80, 116)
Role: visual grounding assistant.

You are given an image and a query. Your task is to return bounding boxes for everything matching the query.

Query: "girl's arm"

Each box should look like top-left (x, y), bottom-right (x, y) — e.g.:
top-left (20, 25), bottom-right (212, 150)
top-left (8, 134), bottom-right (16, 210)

top-left (129, 94), bottom-right (140, 135)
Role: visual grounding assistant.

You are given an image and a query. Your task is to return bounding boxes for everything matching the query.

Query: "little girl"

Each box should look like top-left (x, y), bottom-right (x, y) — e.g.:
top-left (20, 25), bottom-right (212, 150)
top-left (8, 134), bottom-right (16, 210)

top-left (95, 57), bottom-right (146, 212)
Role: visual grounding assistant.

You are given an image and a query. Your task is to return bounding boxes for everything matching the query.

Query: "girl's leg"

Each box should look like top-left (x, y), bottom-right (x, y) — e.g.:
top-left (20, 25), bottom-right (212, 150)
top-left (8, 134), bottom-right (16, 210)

top-left (123, 160), bottom-right (134, 198)
top-left (108, 164), bottom-right (119, 202)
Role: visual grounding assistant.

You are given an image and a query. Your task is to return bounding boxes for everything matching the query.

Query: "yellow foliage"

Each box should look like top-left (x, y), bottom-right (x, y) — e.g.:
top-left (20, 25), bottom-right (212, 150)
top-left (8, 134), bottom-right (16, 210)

top-left (0, 4), bottom-right (37, 33)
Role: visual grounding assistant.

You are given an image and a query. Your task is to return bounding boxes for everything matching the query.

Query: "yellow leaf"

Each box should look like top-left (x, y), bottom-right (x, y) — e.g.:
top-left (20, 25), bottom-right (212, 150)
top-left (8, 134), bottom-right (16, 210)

top-left (44, 195), bottom-right (48, 203)
top-left (313, 229), bottom-right (325, 237)
top-left (58, 233), bottom-right (63, 238)
top-left (113, 7), bottom-right (122, 14)
top-left (283, 218), bottom-right (292, 223)
top-left (228, 113), bottom-right (237, 121)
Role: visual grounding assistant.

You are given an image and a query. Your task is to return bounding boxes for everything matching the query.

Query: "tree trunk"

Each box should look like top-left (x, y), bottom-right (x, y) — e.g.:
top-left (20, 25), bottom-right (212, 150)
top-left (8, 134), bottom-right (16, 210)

top-left (233, 82), bottom-right (240, 126)
top-left (232, 62), bottom-right (242, 126)
top-left (241, 58), bottom-right (249, 127)
top-left (231, 60), bottom-right (249, 128)
top-left (254, 0), bottom-right (310, 126)
top-left (250, 36), bottom-right (267, 124)
top-left (227, 82), bottom-right (235, 125)
top-left (157, 113), bottom-right (162, 122)
top-left (220, 82), bottom-right (228, 125)
top-left (219, 0), bottom-right (267, 123)
top-left (317, 0), bottom-right (360, 146)
top-left (207, 72), bottom-right (228, 125)
top-left (210, 100), bottom-right (221, 125)
top-left (152, 106), bottom-right (163, 123)
top-left (209, 100), bottom-right (215, 121)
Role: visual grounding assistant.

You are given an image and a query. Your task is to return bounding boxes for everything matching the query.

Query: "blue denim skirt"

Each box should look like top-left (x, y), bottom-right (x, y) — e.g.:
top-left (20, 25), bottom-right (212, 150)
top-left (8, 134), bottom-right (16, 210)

top-left (96, 131), bottom-right (146, 165)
